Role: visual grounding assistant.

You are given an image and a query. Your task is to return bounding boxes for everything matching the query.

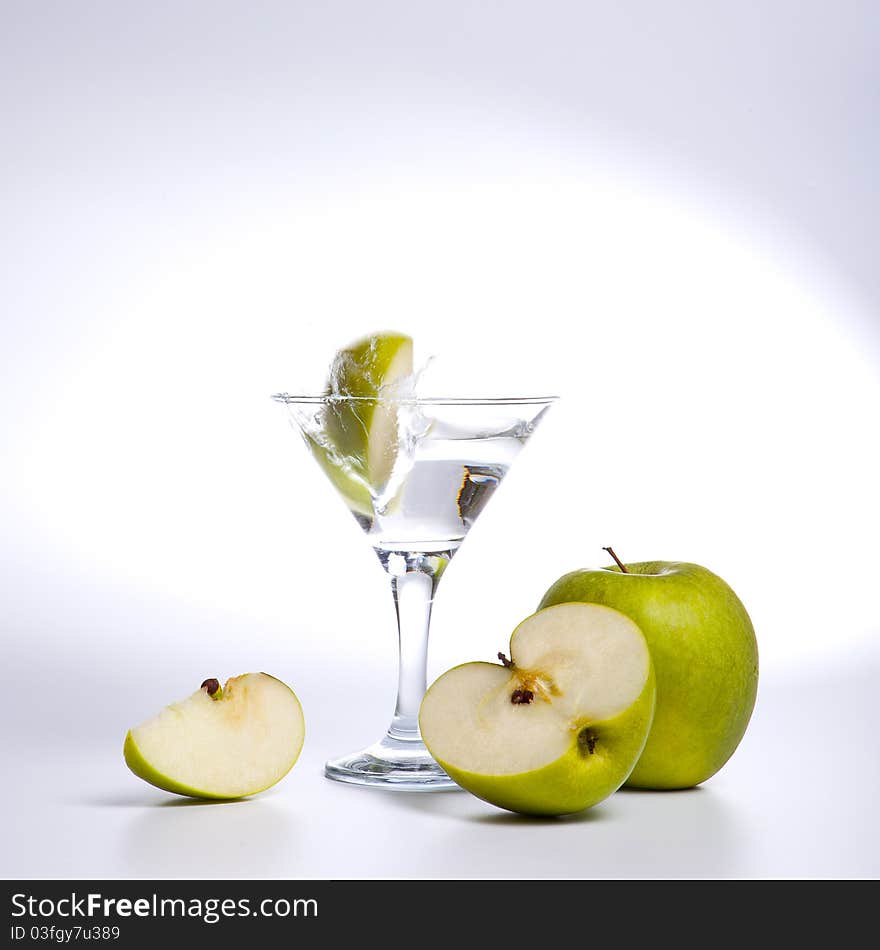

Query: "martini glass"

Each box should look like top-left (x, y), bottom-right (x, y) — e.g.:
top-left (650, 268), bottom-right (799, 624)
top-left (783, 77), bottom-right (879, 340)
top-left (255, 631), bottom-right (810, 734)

top-left (272, 393), bottom-right (557, 790)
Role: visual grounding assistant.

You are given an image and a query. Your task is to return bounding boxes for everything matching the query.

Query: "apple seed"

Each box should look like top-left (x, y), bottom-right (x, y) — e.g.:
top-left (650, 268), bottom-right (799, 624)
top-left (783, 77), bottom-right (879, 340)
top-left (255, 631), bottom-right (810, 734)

top-left (511, 687), bottom-right (535, 705)
top-left (201, 678), bottom-right (221, 698)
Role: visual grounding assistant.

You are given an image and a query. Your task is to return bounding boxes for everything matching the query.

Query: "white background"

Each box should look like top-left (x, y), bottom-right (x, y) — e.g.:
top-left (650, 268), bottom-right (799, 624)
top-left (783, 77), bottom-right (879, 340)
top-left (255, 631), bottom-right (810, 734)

top-left (2, 1), bottom-right (878, 878)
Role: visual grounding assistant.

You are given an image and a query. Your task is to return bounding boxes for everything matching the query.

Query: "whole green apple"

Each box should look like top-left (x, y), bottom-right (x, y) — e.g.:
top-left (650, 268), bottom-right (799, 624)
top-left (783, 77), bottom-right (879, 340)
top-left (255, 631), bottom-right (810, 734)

top-left (538, 554), bottom-right (758, 789)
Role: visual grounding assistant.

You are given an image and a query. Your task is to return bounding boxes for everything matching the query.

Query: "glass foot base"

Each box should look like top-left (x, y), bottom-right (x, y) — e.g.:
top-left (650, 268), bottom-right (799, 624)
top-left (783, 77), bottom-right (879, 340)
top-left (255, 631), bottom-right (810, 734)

top-left (324, 734), bottom-right (460, 791)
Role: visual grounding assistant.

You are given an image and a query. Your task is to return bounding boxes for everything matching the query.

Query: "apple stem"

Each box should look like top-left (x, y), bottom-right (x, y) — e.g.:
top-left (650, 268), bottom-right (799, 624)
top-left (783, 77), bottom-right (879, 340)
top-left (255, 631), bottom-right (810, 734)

top-left (602, 546), bottom-right (629, 573)
top-left (497, 652), bottom-right (514, 669)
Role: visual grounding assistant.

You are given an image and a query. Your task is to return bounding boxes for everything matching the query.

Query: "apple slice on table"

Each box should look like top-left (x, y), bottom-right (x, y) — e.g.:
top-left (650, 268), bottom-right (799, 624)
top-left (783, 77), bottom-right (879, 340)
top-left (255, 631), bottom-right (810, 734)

top-left (124, 673), bottom-right (305, 800)
top-left (419, 603), bottom-right (655, 816)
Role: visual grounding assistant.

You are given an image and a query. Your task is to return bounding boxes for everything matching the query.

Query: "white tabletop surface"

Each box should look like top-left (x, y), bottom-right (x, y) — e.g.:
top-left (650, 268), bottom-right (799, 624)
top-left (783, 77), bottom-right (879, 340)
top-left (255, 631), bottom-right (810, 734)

top-left (4, 610), bottom-right (877, 879)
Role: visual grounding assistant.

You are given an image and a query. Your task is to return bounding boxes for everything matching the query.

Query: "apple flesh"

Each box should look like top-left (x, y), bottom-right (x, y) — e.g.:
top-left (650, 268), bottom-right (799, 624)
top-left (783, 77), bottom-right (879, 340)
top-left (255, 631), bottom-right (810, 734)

top-left (419, 603), bottom-right (655, 816)
top-left (539, 560), bottom-right (758, 789)
top-left (124, 673), bottom-right (305, 799)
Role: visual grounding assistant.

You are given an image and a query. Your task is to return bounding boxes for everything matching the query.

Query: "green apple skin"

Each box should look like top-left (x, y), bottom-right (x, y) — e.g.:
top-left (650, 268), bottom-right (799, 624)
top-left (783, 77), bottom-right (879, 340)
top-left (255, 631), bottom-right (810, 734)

top-left (123, 731), bottom-right (239, 800)
top-left (123, 725), bottom-right (303, 801)
top-left (423, 663), bottom-right (656, 817)
top-left (326, 330), bottom-right (413, 400)
top-left (306, 434), bottom-right (374, 516)
top-left (539, 562), bottom-right (757, 789)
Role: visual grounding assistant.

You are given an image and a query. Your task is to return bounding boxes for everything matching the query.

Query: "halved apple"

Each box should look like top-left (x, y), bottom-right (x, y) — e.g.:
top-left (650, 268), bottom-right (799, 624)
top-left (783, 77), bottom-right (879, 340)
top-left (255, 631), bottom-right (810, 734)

top-left (419, 604), bottom-right (655, 816)
top-left (124, 673), bottom-right (305, 800)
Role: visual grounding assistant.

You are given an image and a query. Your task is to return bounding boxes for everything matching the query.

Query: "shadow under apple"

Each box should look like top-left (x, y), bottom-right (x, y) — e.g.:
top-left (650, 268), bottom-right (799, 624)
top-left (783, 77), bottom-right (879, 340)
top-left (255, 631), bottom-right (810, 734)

top-left (118, 796), bottom-right (299, 878)
top-left (393, 784), bottom-right (746, 878)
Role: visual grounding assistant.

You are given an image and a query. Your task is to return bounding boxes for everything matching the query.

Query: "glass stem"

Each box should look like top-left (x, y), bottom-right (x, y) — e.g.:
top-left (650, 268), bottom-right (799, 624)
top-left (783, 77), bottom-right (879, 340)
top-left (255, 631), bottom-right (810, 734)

top-left (378, 550), bottom-right (450, 742)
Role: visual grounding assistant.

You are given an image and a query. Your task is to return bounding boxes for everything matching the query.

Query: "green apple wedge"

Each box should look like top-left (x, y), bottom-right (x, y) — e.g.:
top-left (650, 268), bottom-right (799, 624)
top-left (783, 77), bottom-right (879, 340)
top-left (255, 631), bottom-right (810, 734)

top-left (419, 603), bottom-right (655, 816)
top-left (306, 434), bottom-right (375, 517)
top-left (308, 331), bottom-right (413, 514)
top-left (124, 673), bottom-right (305, 799)
top-left (539, 550), bottom-right (758, 789)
